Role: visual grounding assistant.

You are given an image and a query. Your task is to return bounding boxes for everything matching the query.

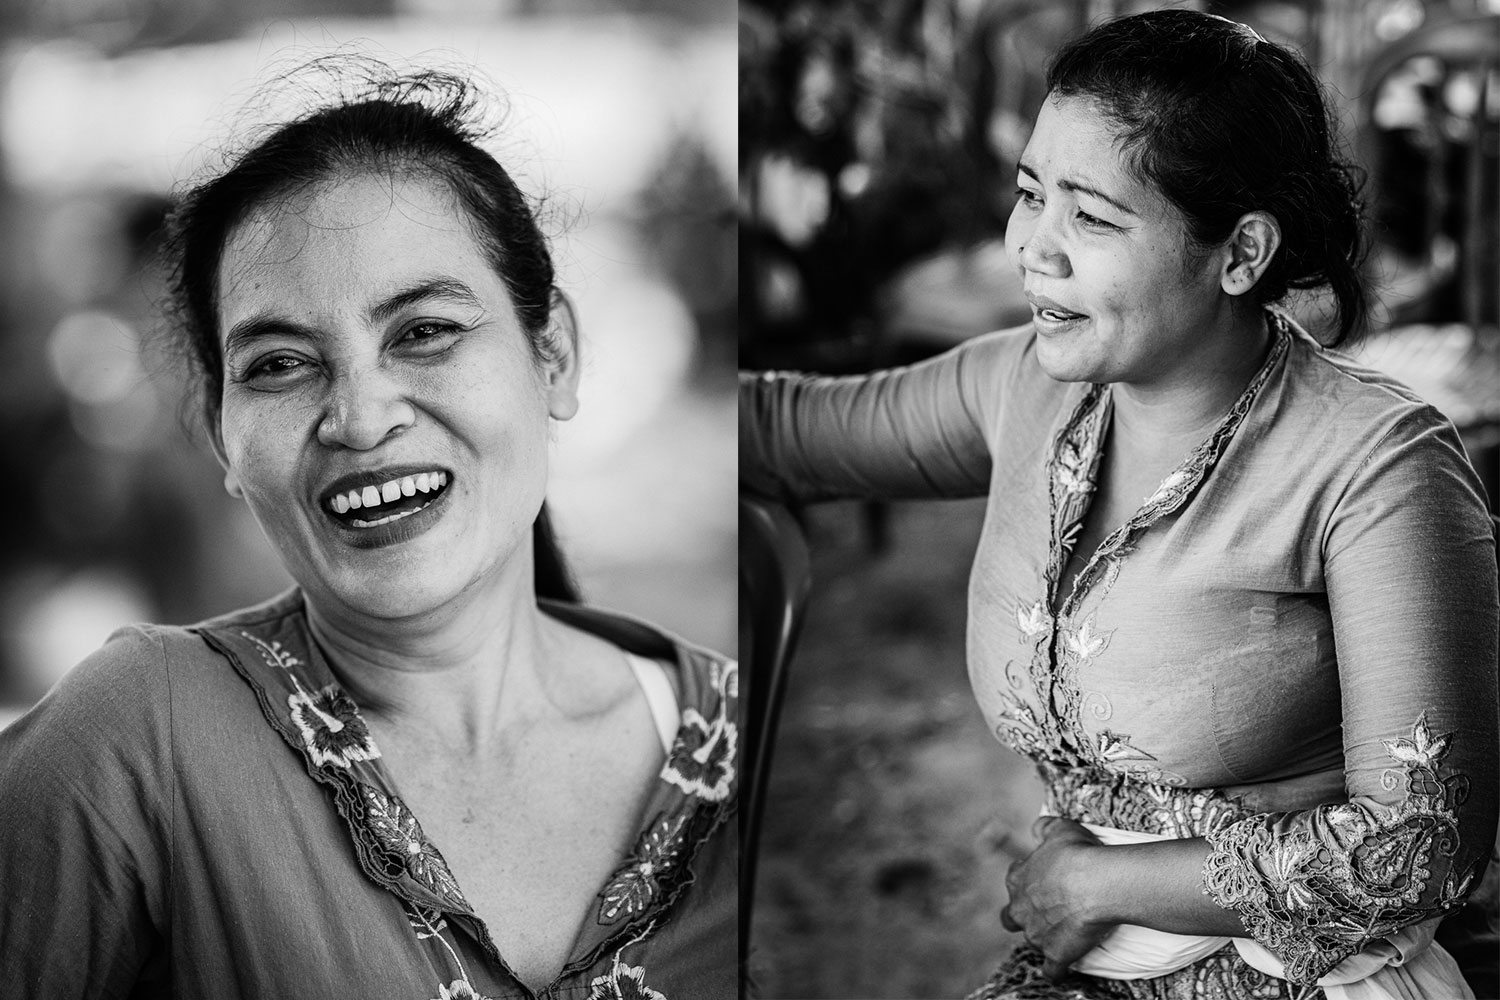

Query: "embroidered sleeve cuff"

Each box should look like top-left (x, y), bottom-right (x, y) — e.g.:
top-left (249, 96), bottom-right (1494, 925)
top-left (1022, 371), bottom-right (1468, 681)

top-left (1200, 713), bottom-right (1480, 986)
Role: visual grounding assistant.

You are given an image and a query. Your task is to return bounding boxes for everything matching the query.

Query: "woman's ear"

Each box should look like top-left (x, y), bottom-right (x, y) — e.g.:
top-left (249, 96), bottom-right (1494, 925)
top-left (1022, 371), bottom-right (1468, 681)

top-left (206, 415), bottom-right (244, 499)
top-left (1220, 211), bottom-right (1281, 296)
top-left (541, 289), bottom-right (581, 422)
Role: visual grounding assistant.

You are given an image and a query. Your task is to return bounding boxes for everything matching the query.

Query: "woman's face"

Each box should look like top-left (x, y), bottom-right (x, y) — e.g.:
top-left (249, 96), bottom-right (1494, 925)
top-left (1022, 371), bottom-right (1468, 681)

top-left (212, 172), bottom-right (577, 622)
top-left (1004, 95), bottom-right (1233, 388)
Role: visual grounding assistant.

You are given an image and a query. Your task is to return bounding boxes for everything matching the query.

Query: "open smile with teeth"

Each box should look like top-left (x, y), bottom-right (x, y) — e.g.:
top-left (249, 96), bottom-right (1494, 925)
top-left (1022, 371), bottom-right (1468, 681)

top-left (328, 471), bottom-right (448, 528)
top-left (1038, 306), bottom-right (1085, 322)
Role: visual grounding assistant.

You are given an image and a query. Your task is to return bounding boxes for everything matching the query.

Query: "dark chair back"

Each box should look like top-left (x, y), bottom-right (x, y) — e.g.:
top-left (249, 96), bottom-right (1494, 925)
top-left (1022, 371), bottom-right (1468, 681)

top-left (738, 496), bottom-right (812, 995)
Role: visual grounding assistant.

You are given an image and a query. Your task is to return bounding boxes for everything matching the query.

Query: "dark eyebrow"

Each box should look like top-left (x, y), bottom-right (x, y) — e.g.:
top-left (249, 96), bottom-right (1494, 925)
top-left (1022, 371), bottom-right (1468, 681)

top-left (222, 278), bottom-right (486, 359)
top-left (1018, 161), bottom-right (1138, 218)
top-left (368, 277), bottom-right (485, 324)
top-left (222, 317), bottom-right (318, 360)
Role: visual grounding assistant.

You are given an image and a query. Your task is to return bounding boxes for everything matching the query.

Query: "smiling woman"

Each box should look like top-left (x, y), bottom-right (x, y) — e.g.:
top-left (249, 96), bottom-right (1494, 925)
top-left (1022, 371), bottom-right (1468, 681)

top-left (210, 171), bottom-right (569, 618)
top-left (742, 8), bottom-right (1497, 1000)
top-left (0, 64), bottom-right (736, 999)
top-left (1008, 95), bottom-right (1273, 399)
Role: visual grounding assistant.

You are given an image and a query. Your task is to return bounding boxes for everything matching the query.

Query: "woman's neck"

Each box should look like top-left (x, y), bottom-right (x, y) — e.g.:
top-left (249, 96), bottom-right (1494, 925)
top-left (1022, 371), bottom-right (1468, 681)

top-left (302, 568), bottom-right (586, 758)
top-left (1111, 305), bottom-right (1272, 446)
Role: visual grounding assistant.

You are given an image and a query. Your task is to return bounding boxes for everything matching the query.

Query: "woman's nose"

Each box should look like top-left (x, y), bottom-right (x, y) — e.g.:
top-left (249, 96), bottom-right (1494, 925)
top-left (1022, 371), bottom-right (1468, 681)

top-left (1012, 208), bottom-right (1071, 278)
top-left (1017, 230), bottom-right (1071, 278)
top-left (316, 365), bottom-right (417, 450)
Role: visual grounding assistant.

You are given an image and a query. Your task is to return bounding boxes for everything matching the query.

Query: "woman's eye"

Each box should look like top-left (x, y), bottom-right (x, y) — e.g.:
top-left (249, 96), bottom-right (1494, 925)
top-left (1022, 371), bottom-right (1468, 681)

top-left (243, 355), bottom-right (305, 381)
top-left (398, 321), bottom-right (462, 353)
top-left (1076, 209), bottom-right (1117, 231)
top-left (1014, 187), bottom-right (1041, 207)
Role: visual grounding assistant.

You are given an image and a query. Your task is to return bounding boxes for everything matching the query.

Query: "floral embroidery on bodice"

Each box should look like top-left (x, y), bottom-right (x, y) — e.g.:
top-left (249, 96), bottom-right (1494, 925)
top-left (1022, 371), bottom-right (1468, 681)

top-left (194, 596), bottom-right (737, 999)
top-left (975, 314), bottom-right (1487, 990)
top-left (992, 318), bottom-right (1290, 783)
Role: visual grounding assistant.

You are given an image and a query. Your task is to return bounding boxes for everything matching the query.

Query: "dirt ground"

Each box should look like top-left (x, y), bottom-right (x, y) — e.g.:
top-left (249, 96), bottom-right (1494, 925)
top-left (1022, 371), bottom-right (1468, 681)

top-left (747, 498), bottom-right (1045, 1000)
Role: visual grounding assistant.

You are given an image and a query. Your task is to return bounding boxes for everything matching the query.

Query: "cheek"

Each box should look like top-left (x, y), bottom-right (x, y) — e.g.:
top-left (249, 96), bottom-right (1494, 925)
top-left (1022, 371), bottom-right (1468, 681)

top-left (222, 437), bottom-right (282, 501)
top-left (1070, 250), bottom-right (1132, 316)
top-left (1003, 206), bottom-right (1030, 259)
top-left (427, 363), bottom-right (552, 462)
top-left (478, 399), bottom-right (552, 473)
top-left (1087, 237), bottom-right (1183, 312)
top-left (218, 396), bottom-right (309, 487)
top-left (1095, 275), bottom-right (1135, 316)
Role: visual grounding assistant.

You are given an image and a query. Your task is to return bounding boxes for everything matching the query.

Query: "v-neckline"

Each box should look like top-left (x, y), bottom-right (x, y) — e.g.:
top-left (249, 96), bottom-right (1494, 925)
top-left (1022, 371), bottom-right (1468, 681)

top-left (1043, 317), bottom-right (1290, 620)
top-left (194, 593), bottom-right (739, 1000)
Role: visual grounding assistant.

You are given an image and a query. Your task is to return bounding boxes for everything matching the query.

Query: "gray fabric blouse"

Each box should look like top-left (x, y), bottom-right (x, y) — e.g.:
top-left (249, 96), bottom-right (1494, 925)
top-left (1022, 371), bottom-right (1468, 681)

top-left (740, 311), bottom-right (1499, 987)
top-left (0, 589), bottom-right (737, 999)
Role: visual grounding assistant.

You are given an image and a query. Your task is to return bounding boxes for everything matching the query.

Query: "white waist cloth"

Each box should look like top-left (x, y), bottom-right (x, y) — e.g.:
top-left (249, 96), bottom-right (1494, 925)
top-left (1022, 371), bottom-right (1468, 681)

top-left (1067, 821), bottom-right (1473, 1000)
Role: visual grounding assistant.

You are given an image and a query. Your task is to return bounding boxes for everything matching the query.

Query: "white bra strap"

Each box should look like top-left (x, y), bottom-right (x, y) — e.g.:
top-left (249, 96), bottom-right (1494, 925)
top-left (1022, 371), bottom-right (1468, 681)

top-left (626, 653), bottom-right (679, 754)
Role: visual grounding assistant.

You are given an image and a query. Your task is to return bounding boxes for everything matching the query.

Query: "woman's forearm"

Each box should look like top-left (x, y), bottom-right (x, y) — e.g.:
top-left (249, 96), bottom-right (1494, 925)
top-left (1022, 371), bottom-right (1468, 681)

top-left (1073, 837), bottom-right (1249, 937)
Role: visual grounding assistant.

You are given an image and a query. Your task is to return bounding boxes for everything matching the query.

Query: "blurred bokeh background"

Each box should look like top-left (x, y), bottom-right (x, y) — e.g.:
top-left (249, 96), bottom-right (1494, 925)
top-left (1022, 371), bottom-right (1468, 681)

top-left (0, 0), bottom-right (737, 725)
top-left (741, 0), bottom-right (1500, 996)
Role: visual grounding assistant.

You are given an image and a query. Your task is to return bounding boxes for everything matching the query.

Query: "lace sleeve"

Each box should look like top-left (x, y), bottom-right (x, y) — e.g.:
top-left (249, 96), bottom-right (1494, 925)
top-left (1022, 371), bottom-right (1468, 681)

top-left (1201, 410), bottom-right (1498, 986)
top-left (1203, 712), bottom-right (1482, 984)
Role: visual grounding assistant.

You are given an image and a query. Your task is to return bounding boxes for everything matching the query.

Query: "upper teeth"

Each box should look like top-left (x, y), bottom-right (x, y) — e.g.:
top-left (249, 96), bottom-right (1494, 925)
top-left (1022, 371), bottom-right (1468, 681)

top-left (329, 472), bottom-right (446, 514)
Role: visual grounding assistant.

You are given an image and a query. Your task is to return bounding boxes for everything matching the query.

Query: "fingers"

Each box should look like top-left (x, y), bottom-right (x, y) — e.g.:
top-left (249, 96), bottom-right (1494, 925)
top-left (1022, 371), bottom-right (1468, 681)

top-left (1032, 815), bottom-right (1098, 845)
top-left (1031, 815), bottom-right (1060, 841)
top-left (1001, 862), bottom-right (1022, 933)
top-left (1002, 854), bottom-right (1029, 935)
top-left (1041, 923), bottom-right (1104, 984)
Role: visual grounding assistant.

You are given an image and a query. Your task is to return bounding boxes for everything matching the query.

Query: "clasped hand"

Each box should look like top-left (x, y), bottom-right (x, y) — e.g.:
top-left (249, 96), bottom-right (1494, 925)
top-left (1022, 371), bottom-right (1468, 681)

top-left (1000, 816), bottom-right (1113, 982)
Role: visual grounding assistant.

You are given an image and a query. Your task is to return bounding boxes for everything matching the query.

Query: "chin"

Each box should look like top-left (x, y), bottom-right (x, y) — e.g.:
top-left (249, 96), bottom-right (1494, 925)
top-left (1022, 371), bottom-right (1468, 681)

top-left (1033, 339), bottom-right (1100, 384)
top-left (344, 589), bottom-right (442, 622)
top-left (306, 564), bottom-right (464, 623)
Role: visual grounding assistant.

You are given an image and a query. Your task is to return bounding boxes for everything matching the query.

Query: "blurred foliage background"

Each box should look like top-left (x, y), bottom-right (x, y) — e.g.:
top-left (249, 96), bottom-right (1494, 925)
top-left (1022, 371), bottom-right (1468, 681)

top-left (0, 0), bottom-right (737, 719)
top-left (740, 0), bottom-right (1500, 388)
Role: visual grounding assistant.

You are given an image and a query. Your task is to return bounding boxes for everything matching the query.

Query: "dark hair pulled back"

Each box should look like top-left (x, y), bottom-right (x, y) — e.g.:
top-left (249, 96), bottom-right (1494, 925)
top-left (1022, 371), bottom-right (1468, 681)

top-left (1047, 9), bottom-right (1369, 345)
top-left (161, 58), bottom-right (579, 602)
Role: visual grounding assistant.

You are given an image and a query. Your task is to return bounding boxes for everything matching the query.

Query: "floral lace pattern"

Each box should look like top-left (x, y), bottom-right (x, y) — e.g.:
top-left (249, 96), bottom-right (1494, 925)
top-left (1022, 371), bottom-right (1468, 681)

top-left (662, 660), bottom-right (737, 801)
top-left (288, 684), bottom-right (381, 769)
top-left (406, 903), bottom-right (450, 940)
top-left (1039, 762), bottom-right (1247, 840)
top-left (1202, 713), bottom-right (1476, 985)
top-left (980, 318), bottom-right (1490, 993)
top-left (587, 957), bottom-right (668, 1000)
top-left (598, 813), bottom-right (689, 924)
top-left (361, 784), bottom-right (469, 910)
top-left (432, 981), bottom-right (494, 1000)
top-left (192, 597), bottom-right (737, 999)
top-left (966, 944), bottom-right (1317, 1000)
top-left (993, 322), bottom-right (1290, 787)
top-left (244, 632), bottom-right (382, 768)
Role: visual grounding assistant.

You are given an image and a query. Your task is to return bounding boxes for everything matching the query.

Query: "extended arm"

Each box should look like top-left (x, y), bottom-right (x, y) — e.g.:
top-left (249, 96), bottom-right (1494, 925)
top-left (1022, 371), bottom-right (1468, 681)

top-left (739, 328), bottom-right (1028, 503)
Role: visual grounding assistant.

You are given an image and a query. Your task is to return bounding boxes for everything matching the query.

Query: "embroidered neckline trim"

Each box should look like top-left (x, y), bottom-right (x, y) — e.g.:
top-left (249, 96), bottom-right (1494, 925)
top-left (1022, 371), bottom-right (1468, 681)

top-left (193, 602), bottom-right (737, 986)
top-left (1007, 312), bottom-right (1292, 773)
top-left (1056, 315), bottom-right (1290, 618)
